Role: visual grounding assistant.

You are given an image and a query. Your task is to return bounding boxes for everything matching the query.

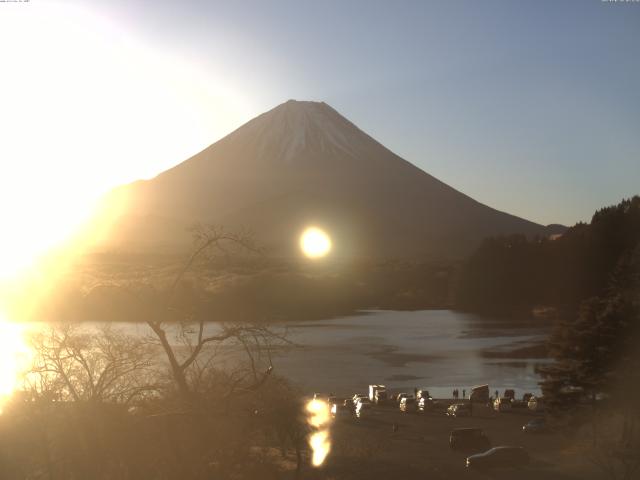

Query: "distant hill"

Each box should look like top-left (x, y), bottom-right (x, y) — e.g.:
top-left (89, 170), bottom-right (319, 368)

top-left (455, 196), bottom-right (640, 315)
top-left (99, 100), bottom-right (564, 260)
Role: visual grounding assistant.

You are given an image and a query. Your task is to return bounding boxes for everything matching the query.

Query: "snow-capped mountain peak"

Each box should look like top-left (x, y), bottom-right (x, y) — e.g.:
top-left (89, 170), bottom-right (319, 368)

top-left (234, 100), bottom-right (368, 163)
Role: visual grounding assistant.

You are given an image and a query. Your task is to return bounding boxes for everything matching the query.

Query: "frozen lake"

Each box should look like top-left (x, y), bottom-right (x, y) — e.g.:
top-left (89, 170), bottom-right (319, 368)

top-left (272, 309), bottom-right (550, 398)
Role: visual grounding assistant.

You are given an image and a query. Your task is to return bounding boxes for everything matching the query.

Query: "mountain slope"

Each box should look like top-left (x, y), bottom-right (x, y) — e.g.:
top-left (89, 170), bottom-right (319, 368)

top-left (101, 100), bottom-right (561, 259)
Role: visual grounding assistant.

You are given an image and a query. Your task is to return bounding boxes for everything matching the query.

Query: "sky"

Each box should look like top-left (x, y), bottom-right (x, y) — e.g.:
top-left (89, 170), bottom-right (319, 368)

top-left (0, 0), bottom-right (638, 273)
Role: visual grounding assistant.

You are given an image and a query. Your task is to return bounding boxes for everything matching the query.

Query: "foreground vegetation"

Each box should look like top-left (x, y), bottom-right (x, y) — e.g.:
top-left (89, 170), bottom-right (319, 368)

top-left (1, 229), bottom-right (310, 479)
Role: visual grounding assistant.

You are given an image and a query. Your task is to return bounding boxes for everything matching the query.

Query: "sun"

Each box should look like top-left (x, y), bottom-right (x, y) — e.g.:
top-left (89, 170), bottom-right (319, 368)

top-left (300, 227), bottom-right (332, 259)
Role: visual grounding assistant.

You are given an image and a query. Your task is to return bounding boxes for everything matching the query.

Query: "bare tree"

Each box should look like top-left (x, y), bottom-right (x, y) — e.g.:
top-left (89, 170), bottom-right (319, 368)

top-left (11, 325), bottom-right (162, 480)
top-left (25, 324), bottom-right (160, 404)
top-left (144, 224), bottom-right (289, 401)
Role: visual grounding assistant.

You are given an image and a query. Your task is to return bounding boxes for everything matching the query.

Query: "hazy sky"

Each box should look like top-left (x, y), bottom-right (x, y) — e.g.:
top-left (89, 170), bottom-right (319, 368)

top-left (1, 0), bottom-right (639, 240)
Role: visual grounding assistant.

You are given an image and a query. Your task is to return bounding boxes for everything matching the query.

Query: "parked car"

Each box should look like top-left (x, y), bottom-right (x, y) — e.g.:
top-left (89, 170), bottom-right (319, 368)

top-left (503, 389), bottom-right (516, 401)
top-left (522, 417), bottom-right (548, 433)
top-left (522, 393), bottom-right (533, 403)
top-left (449, 428), bottom-right (491, 452)
top-left (352, 394), bottom-right (367, 405)
top-left (396, 393), bottom-right (410, 405)
top-left (399, 396), bottom-right (417, 413)
top-left (528, 396), bottom-right (545, 412)
top-left (368, 384), bottom-right (386, 402)
top-left (493, 397), bottom-right (512, 412)
top-left (447, 403), bottom-right (471, 417)
top-left (418, 396), bottom-right (437, 412)
top-left (466, 446), bottom-right (529, 470)
top-left (416, 389), bottom-right (431, 400)
top-left (374, 389), bottom-right (388, 405)
top-left (331, 403), bottom-right (352, 419)
top-left (355, 399), bottom-right (371, 418)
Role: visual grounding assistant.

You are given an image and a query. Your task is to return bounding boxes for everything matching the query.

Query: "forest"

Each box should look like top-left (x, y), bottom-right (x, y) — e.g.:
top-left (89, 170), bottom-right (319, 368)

top-left (455, 196), bottom-right (640, 317)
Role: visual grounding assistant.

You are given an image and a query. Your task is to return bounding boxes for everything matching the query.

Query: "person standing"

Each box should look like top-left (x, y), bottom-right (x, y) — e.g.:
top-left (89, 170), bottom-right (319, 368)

top-left (462, 389), bottom-right (466, 400)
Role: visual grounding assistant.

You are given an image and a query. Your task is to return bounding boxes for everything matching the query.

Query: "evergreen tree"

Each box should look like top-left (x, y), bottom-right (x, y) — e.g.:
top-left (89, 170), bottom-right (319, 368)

top-left (538, 244), bottom-right (640, 412)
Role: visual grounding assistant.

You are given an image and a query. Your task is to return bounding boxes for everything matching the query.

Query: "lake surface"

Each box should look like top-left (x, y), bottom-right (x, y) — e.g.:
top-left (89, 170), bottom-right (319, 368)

top-left (272, 309), bottom-right (550, 398)
top-left (11, 310), bottom-right (551, 400)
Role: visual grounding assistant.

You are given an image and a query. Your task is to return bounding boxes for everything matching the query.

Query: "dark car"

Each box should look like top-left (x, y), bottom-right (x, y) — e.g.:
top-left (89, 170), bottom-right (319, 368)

top-left (449, 428), bottom-right (491, 452)
top-left (466, 446), bottom-right (529, 470)
top-left (522, 417), bottom-right (548, 433)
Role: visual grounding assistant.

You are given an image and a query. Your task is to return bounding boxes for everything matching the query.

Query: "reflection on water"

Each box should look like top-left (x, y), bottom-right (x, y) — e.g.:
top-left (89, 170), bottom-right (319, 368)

top-left (1, 310), bottom-right (551, 406)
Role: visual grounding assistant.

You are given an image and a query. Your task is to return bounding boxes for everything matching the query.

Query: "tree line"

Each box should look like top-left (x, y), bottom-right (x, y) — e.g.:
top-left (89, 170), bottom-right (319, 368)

top-left (455, 196), bottom-right (640, 317)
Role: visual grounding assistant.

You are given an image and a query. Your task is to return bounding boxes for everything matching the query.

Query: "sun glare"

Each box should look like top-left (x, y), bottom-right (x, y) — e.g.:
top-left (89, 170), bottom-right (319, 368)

top-left (0, 2), bottom-right (252, 284)
top-left (0, 315), bottom-right (32, 412)
top-left (305, 399), bottom-right (332, 467)
top-left (300, 227), bottom-right (332, 259)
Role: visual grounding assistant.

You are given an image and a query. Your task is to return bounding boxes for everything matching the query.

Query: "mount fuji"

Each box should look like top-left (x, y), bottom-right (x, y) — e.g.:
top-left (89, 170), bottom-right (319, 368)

top-left (101, 100), bottom-right (561, 259)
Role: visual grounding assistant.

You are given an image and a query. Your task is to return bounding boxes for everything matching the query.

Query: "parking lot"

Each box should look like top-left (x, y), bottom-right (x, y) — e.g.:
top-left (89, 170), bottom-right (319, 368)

top-left (313, 400), bottom-right (598, 480)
